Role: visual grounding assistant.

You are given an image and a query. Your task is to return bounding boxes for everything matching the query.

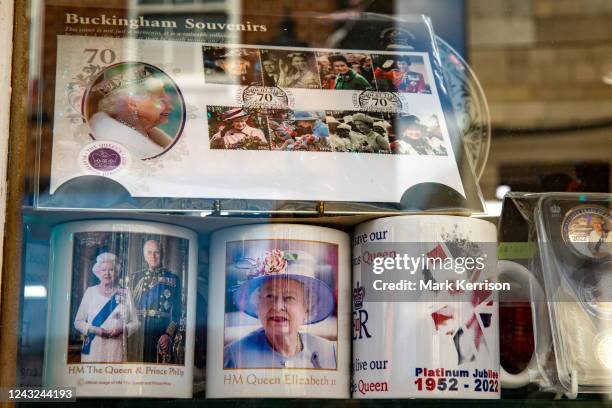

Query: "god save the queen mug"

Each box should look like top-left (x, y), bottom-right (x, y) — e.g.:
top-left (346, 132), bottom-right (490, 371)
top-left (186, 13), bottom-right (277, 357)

top-left (43, 220), bottom-right (198, 398)
top-left (206, 224), bottom-right (350, 398)
top-left (352, 215), bottom-right (501, 399)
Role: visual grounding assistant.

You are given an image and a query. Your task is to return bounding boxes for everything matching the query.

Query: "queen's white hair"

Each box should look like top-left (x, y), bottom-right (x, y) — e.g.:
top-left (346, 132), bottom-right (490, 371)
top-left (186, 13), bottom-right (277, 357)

top-left (92, 252), bottom-right (119, 279)
top-left (98, 77), bottom-right (165, 117)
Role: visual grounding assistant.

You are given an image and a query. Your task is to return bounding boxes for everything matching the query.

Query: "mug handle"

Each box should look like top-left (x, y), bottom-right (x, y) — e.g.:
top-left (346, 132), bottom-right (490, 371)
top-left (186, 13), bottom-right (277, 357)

top-left (497, 260), bottom-right (548, 389)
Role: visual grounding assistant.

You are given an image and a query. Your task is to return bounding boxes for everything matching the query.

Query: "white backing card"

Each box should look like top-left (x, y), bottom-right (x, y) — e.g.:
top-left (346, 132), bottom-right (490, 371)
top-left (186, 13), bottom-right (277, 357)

top-left (49, 35), bottom-right (467, 204)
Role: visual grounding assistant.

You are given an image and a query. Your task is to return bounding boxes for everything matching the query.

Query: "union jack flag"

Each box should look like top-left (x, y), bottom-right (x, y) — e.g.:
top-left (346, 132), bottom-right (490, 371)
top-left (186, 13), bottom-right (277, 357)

top-left (426, 243), bottom-right (494, 365)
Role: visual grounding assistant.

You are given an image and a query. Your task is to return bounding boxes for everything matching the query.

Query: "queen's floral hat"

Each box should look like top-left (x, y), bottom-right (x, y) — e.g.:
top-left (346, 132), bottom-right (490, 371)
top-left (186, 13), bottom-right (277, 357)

top-left (232, 249), bottom-right (334, 324)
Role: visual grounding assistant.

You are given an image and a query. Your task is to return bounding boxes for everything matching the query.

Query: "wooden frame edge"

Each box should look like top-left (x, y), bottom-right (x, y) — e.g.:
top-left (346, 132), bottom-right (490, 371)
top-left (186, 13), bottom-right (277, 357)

top-left (0, 0), bottom-right (29, 396)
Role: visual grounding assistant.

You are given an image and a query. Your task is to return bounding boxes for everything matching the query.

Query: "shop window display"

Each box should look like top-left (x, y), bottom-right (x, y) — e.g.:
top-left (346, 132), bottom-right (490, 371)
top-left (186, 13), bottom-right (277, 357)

top-left (2, 0), bottom-right (611, 405)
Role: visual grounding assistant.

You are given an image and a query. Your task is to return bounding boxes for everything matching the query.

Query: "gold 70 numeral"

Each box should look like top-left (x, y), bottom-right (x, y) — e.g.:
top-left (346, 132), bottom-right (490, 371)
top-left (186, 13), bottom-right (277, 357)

top-left (83, 48), bottom-right (117, 64)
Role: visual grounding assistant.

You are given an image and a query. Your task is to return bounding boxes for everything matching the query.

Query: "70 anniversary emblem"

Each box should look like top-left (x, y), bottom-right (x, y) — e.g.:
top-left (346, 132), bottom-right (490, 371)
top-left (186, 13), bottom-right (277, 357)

top-left (353, 91), bottom-right (404, 112)
top-left (238, 86), bottom-right (294, 109)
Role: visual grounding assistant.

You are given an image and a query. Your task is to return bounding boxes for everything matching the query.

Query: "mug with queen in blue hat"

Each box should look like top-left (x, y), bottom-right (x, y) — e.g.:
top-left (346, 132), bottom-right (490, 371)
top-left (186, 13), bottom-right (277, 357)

top-left (225, 247), bottom-right (337, 369)
top-left (206, 224), bottom-right (351, 398)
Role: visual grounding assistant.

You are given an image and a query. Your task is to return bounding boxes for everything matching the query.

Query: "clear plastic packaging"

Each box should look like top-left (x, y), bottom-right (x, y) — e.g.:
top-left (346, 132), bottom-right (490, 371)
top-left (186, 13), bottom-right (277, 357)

top-left (535, 193), bottom-right (612, 395)
top-left (500, 192), bottom-right (612, 396)
top-left (30, 4), bottom-right (486, 214)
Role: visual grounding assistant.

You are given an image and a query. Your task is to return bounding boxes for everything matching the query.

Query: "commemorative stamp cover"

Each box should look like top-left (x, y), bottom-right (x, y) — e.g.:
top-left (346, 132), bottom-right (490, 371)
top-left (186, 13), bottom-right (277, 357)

top-left (40, 9), bottom-right (483, 210)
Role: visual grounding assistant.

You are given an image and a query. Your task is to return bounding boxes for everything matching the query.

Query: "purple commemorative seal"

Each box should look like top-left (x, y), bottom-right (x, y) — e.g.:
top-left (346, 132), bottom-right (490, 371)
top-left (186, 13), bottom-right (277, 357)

top-left (88, 148), bottom-right (121, 171)
top-left (79, 141), bottom-right (130, 176)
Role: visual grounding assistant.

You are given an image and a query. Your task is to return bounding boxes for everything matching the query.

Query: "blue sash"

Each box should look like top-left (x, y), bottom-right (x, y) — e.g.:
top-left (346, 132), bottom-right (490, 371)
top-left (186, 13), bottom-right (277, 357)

top-left (82, 294), bottom-right (119, 355)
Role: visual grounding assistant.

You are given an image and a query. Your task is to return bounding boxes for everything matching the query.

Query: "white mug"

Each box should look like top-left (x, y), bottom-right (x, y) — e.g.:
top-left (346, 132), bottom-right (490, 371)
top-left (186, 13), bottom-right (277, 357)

top-left (498, 260), bottom-right (612, 395)
top-left (352, 215), bottom-right (550, 399)
top-left (43, 220), bottom-right (198, 398)
top-left (497, 260), bottom-right (549, 389)
top-left (206, 224), bottom-right (350, 398)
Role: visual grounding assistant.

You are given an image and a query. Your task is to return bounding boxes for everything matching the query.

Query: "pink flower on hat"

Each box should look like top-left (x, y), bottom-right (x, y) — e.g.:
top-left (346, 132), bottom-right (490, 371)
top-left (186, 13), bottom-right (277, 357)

top-left (247, 249), bottom-right (288, 278)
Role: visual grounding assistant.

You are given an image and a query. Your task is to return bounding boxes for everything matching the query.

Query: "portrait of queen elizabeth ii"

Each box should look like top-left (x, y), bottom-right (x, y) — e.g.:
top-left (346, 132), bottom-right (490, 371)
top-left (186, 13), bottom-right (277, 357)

top-left (73, 252), bottom-right (139, 363)
top-left (85, 62), bottom-right (185, 159)
top-left (224, 246), bottom-right (338, 369)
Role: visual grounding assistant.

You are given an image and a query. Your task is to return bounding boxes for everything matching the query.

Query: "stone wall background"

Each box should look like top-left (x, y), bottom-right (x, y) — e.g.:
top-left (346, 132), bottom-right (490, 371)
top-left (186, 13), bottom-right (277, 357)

top-left (468, 0), bottom-right (612, 199)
